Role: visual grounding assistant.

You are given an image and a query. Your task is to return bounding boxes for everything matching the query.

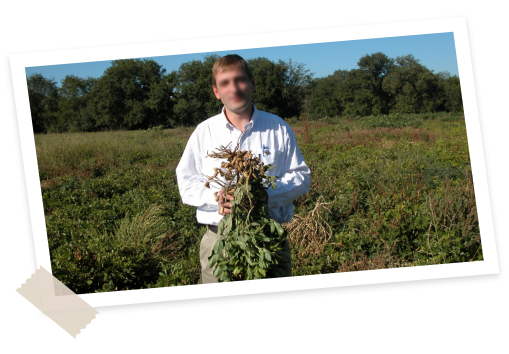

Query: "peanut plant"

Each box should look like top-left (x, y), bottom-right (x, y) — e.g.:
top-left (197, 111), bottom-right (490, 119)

top-left (203, 142), bottom-right (289, 281)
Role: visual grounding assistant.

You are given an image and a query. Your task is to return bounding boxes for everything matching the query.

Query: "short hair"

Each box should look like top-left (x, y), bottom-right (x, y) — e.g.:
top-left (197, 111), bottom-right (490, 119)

top-left (212, 54), bottom-right (254, 87)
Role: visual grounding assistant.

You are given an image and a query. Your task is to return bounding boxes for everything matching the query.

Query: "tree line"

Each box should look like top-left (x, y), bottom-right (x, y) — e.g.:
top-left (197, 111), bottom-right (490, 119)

top-left (26, 52), bottom-right (463, 133)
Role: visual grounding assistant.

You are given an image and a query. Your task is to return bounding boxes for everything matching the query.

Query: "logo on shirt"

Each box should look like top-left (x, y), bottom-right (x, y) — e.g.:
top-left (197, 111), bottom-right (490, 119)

top-left (262, 144), bottom-right (271, 156)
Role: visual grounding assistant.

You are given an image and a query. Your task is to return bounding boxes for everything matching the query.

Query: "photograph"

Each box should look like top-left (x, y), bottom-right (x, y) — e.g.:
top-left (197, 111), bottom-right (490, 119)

top-left (23, 30), bottom-right (483, 295)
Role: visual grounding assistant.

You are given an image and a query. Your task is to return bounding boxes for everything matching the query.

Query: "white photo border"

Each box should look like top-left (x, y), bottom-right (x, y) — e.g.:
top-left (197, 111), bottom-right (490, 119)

top-left (10, 17), bottom-right (499, 308)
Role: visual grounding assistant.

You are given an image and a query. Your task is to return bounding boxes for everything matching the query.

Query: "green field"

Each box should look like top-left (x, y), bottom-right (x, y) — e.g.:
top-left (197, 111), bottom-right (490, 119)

top-left (36, 112), bottom-right (481, 294)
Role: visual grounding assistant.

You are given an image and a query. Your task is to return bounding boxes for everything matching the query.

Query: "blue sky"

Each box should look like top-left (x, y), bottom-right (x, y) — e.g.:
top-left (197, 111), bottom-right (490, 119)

top-left (26, 32), bottom-right (459, 86)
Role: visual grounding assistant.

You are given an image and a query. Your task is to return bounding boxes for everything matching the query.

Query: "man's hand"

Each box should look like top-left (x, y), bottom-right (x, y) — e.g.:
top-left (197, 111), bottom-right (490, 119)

top-left (218, 189), bottom-right (234, 215)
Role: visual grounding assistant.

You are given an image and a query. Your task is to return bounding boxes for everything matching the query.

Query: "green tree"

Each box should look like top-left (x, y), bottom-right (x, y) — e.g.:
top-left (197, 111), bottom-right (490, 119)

top-left (280, 59), bottom-right (313, 118)
top-left (58, 75), bottom-right (97, 132)
top-left (301, 76), bottom-right (320, 114)
top-left (248, 57), bottom-right (286, 115)
top-left (26, 73), bottom-right (59, 133)
top-left (307, 70), bottom-right (348, 118)
top-left (382, 54), bottom-right (445, 113)
top-left (438, 72), bottom-right (463, 112)
top-left (308, 53), bottom-right (395, 119)
top-left (172, 55), bottom-right (311, 125)
top-left (306, 53), bottom-right (458, 118)
top-left (249, 57), bottom-right (312, 119)
top-left (333, 53), bottom-right (395, 117)
top-left (339, 69), bottom-right (376, 116)
top-left (173, 54), bottom-right (222, 126)
top-left (146, 71), bottom-right (178, 128)
top-left (90, 59), bottom-right (168, 130)
top-left (356, 52), bottom-right (395, 115)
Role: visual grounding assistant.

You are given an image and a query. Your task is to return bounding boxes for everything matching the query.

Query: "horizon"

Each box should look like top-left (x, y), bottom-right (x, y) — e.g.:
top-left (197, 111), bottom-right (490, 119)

top-left (25, 32), bottom-right (459, 86)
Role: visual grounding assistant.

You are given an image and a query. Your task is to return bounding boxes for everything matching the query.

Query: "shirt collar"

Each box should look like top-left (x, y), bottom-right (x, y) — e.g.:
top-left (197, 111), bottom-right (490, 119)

top-left (222, 103), bottom-right (259, 132)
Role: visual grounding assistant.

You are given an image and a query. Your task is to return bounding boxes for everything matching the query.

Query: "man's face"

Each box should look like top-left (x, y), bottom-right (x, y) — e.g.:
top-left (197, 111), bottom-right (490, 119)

top-left (212, 66), bottom-right (256, 113)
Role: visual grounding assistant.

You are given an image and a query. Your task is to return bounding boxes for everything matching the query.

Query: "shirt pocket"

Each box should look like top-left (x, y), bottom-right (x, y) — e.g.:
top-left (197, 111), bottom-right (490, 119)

top-left (253, 147), bottom-right (284, 172)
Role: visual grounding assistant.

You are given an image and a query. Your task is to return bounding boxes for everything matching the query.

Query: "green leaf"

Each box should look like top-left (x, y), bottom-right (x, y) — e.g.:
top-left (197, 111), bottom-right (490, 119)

top-left (208, 254), bottom-right (219, 268)
top-left (216, 240), bottom-right (224, 253)
top-left (223, 215), bottom-right (233, 236)
top-left (275, 222), bottom-right (284, 236)
top-left (213, 239), bottom-right (221, 253)
top-left (213, 266), bottom-right (223, 277)
top-left (218, 273), bottom-right (226, 282)
top-left (272, 182), bottom-right (276, 190)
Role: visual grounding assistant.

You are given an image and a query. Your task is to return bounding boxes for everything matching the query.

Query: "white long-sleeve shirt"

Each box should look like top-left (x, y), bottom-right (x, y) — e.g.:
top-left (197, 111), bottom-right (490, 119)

top-left (175, 103), bottom-right (311, 226)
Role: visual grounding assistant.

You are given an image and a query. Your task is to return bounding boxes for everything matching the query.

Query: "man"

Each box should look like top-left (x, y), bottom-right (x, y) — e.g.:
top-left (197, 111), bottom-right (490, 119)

top-left (176, 54), bottom-right (311, 284)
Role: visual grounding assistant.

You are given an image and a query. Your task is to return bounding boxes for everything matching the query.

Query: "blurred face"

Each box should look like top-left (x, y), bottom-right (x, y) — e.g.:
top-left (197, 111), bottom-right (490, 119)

top-left (212, 66), bottom-right (256, 113)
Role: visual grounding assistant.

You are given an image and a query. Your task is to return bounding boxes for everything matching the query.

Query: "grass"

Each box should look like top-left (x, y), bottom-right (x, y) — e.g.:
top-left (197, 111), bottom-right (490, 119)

top-left (35, 111), bottom-right (482, 293)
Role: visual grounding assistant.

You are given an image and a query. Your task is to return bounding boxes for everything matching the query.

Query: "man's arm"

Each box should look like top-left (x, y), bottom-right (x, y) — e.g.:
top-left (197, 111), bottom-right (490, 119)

top-left (176, 129), bottom-right (220, 211)
top-left (265, 125), bottom-right (311, 208)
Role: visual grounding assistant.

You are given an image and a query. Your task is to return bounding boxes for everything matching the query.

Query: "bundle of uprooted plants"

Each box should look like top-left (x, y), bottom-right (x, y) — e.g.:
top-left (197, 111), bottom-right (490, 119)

top-left (203, 142), bottom-right (289, 282)
top-left (283, 195), bottom-right (336, 260)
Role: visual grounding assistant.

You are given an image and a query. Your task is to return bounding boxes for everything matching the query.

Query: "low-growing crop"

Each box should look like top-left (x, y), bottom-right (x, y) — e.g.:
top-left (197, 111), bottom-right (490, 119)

top-left (35, 112), bottom-right (481, 292)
